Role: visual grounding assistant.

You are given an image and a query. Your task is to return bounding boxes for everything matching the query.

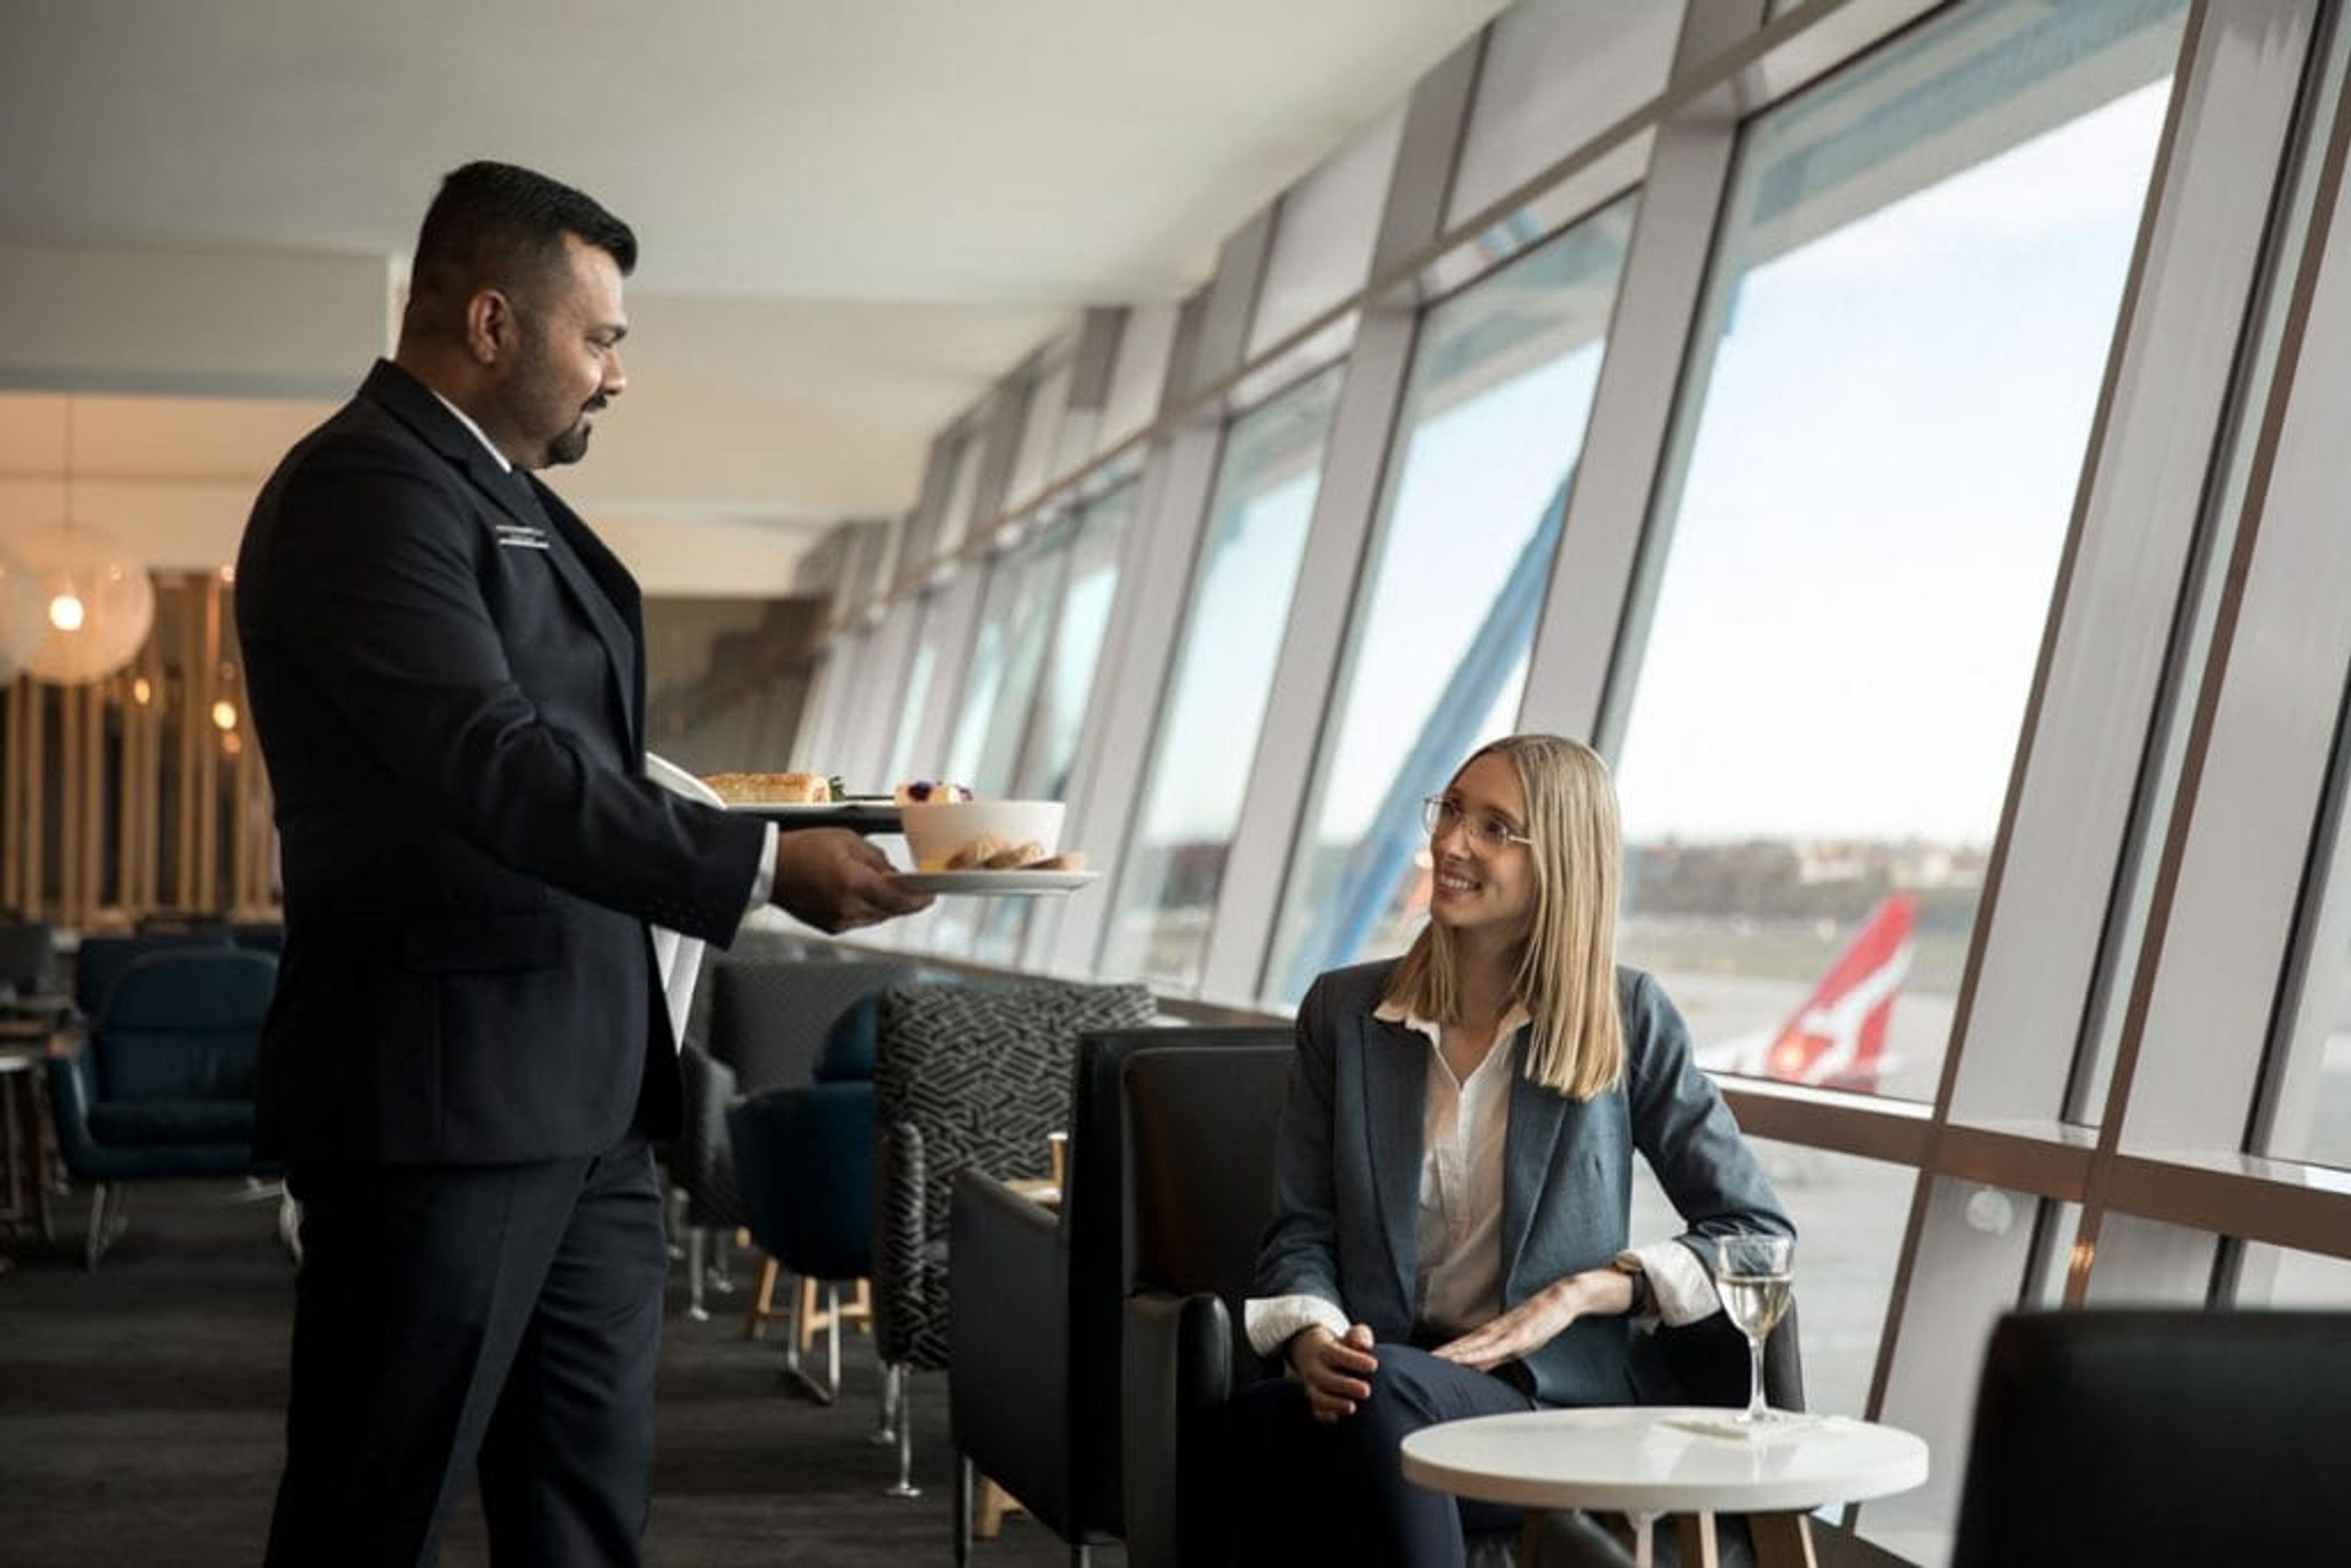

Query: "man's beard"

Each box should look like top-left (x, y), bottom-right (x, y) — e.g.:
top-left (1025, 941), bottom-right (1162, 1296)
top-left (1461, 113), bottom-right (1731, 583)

top-left (546, 418), bottom-right (593, 467)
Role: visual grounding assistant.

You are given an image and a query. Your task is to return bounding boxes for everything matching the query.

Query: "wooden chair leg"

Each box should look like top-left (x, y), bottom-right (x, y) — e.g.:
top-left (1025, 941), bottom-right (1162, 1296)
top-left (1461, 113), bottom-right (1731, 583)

top-left (743, 1255), bottom-right (783, 1340)
top-left (975, 1474), bottom-right (1025, 1538)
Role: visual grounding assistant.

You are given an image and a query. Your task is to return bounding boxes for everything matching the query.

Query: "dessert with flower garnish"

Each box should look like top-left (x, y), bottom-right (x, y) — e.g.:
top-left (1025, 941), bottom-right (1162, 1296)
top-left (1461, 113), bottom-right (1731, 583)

top-left (893, 780), bottom-right (975, 805)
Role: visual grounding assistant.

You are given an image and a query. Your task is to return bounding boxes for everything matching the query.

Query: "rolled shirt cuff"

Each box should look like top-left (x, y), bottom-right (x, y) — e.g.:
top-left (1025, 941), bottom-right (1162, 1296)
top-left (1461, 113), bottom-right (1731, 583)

top-left (1243, 1292), bottom-right (1351, 1362)
top-left (1620, 1239), bottom-right (1722, 1327)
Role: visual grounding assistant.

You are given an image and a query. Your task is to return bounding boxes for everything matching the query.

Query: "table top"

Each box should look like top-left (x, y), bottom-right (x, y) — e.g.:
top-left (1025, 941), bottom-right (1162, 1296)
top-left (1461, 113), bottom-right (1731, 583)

top-left (1401, 1406), bottom-right (1928, 1516)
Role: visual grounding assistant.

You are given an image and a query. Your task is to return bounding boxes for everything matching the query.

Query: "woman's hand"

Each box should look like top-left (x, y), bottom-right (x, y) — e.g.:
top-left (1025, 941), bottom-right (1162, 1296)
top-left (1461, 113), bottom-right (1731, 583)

top-left (1289, 1322), bottom-right (1380, 1423)
top-left (1431, 1269), bottom-right (1630, 1372)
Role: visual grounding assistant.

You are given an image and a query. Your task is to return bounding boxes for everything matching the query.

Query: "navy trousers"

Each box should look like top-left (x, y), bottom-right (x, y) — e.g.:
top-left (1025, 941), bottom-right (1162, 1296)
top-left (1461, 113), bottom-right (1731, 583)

top-left (1229, 1341), bottom-right (1537, 1568)
top-left (266, 1137), bottom-right (667, 1567)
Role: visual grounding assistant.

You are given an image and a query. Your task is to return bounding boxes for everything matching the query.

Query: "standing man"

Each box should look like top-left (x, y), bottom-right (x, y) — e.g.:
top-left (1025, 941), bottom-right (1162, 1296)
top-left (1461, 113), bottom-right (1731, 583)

top-left (237, 160), bottom-right (931, 1564)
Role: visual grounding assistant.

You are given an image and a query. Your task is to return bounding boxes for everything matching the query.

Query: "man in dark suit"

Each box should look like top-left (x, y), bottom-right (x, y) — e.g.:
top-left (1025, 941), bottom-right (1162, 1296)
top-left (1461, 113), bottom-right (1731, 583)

top-left (236, 161), bottom-right (931, 1565)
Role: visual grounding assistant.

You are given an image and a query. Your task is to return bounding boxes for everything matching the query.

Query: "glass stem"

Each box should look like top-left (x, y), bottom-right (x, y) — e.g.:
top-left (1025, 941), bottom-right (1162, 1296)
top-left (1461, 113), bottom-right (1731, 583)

top-left (1746, 1332), bottom-right (1767, 1419)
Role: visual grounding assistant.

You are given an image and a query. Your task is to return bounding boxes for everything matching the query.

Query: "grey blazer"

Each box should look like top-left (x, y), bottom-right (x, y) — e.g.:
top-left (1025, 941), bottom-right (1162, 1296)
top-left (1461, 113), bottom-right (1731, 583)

top-left (1252, 958), bottom-right (1793, 1407)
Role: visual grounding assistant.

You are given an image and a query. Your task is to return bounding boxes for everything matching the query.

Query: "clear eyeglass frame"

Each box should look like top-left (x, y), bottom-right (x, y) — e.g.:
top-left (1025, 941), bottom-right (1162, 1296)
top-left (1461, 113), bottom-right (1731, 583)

top-left (1420, 795), bottom-right (1534, 852)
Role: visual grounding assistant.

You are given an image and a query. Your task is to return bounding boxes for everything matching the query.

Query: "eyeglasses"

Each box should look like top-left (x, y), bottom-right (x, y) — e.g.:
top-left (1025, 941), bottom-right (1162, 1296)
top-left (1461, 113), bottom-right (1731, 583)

top-left (1420, 796), bottom-right (1533, 852)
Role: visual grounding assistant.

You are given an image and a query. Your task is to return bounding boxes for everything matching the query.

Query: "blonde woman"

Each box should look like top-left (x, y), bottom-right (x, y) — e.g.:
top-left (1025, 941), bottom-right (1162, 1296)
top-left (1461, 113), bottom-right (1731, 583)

top-left (1236, 734), bottom-right (1793, 1567)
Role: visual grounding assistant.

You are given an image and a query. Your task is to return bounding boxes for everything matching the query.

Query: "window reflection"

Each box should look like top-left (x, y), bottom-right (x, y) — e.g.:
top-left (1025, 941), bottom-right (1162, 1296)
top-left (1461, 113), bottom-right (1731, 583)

top-left (1262, 198), bottom-right (1635, 1004)
top-left (1098, 368), bottom-right (1345, 991)
top-left (1611, 0), bottom-right (2186, 1101)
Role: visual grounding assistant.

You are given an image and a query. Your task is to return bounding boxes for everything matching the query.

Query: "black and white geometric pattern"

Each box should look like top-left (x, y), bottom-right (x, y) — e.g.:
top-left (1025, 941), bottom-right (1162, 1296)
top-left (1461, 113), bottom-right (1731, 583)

top-left (871, 979), bottom-right (1156, 1370)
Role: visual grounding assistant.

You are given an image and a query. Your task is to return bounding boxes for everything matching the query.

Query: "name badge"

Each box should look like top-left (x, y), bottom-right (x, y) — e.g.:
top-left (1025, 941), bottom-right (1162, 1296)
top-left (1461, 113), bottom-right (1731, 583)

top-left (496, 522), bottom-right (550, 550)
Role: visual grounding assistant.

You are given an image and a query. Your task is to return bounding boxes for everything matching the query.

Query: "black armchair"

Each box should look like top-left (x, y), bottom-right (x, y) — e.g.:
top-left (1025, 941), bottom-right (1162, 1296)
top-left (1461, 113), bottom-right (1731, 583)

top-left (949, 1024), bottom-right (1294, 1564)
top-left (1118, 1043), bottom-right (1294, 1568)
top-left (1950, 1307), bottom-right (2351, 1566)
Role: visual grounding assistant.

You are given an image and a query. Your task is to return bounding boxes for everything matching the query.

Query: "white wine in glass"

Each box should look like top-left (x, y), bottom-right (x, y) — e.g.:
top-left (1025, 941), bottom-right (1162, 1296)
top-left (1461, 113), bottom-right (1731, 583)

top-left (1714, 1234), bottom-right (1794, 1424)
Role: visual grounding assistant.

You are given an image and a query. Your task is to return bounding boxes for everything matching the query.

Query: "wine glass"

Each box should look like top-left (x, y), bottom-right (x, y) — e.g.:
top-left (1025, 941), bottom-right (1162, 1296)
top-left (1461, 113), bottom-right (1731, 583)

top-left (1714, 1234), bottom-right (1794, 1425)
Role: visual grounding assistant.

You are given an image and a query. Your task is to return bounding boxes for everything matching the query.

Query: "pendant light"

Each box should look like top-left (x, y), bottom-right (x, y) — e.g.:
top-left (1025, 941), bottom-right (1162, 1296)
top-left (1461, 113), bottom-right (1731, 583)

top-left (9, 396), bottom-right (156, 685)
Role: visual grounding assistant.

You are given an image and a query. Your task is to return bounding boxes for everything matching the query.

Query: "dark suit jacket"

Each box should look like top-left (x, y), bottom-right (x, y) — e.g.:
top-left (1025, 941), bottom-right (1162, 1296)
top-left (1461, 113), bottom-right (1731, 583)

top-left (236, 360), bottom-right (768, 1166)
top-left (1253, 959), bottom-right (1793, 1407)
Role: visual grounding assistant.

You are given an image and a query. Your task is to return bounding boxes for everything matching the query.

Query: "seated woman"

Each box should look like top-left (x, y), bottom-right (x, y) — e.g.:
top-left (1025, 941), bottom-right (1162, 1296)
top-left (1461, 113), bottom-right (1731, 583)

top-left (1234, 733), bottom-right (1793, 1567)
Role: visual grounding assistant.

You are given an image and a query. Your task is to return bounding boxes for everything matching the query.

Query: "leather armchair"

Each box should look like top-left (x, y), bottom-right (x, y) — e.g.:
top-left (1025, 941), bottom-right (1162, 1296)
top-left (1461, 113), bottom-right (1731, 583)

top-left (948, 1024), bottom-right (1293, 1564)
top-left (1118, 1042), bottom-right (1803, 1568)
top-left (1951, 1307), bottom-right (2351, 1566)
top-left (871, 978), bottom-right (1157, 1497)
top-left (1118, 1043), bottom-right (1294, 1568)
top-left (45, 947), bottom-right (279, 1267)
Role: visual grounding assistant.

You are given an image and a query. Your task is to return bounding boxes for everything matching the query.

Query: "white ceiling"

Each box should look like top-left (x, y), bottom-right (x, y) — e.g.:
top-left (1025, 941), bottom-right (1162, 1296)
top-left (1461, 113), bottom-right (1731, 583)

top-left (0, 0), bottom-right (1509, 558)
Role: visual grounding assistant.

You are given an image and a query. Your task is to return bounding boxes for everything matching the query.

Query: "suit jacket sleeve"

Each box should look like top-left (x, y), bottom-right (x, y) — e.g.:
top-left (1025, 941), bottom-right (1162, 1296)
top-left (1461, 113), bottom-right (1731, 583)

top-left (259, 423), bottom-right (763, 943)
top-left (1251, 970), bottom-right (1350, 1310)
top-left (1621, 970), bottom-right (1796, 1272)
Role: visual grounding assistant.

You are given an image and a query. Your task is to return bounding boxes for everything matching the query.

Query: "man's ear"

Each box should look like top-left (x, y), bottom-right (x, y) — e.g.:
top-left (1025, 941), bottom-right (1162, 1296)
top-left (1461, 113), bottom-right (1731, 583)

top-left (463, 288), bottom-right (517, 367)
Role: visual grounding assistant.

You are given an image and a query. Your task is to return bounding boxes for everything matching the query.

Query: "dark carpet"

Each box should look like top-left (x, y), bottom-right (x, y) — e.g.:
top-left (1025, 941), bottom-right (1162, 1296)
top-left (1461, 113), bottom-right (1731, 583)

top-left (0, 1178), bottom-right (1118, 1567)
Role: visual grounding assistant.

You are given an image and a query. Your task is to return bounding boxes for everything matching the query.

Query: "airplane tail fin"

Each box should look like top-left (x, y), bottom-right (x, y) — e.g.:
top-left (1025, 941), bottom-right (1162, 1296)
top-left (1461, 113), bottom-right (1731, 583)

top-left (1760, 894), bottom-right (1916, 1091)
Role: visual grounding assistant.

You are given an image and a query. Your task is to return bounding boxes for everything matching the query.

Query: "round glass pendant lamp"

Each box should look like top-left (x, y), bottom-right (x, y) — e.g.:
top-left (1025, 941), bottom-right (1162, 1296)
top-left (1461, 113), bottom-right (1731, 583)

top-left (12, 519), bottom-right (156, 684)
top-left (6, 396), bottom-right (157, 686)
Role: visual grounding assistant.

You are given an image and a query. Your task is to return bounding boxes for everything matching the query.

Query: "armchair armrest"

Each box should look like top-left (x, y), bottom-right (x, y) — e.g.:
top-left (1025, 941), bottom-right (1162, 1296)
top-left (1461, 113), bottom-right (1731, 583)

top-left (950, 1172), bottom-right (1074, 1523)
top-left (1122, 1288), bottom-right (1237, 1568)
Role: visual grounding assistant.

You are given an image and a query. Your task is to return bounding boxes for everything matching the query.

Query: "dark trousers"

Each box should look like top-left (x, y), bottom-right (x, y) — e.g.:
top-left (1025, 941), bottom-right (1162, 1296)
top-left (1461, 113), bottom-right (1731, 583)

top-left (1229, 1342), bottom-right (1536, 1568)
top-left (265, 1138), bottom-right (667, 1567)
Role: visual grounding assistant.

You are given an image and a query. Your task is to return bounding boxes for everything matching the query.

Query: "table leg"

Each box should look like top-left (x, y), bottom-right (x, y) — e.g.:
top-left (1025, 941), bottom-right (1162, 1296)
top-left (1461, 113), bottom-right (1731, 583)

top-left (1627, 1509), bottom-right (1657, 1568)
top-left (1749, 1512), bottom-right (1818, 1568)
top-left (1676, 1511), bottom-right (1722, 1568)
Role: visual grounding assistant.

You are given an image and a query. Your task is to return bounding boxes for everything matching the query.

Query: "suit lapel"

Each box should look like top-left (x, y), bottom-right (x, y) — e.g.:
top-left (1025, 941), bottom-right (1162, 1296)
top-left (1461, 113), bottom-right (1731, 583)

top-left (516, 473), bottom-right (643, 755)
top-left (356, 364), bottom-right (643, 757)
top-left (1359, 1008), bottom-right (1427, 1318)
top-left (1501, 1029), bottom-right (1569, 1293)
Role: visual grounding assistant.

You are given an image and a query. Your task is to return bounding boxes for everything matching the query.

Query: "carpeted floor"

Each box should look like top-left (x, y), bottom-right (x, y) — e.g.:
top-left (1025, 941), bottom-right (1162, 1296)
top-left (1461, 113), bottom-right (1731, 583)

top-left (0, 1177), bottom-right (1117, 1567)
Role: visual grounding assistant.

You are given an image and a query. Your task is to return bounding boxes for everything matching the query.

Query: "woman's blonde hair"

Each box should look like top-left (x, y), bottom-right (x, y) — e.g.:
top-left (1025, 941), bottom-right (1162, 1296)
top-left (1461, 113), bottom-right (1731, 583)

top-left (1381, 733), bottom-right (1624, 1099)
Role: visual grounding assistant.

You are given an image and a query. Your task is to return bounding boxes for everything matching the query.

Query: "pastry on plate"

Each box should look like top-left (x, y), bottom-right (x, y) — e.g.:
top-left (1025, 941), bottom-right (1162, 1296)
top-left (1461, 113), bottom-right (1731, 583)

top-left (702, 771), bottom-right (836, 805)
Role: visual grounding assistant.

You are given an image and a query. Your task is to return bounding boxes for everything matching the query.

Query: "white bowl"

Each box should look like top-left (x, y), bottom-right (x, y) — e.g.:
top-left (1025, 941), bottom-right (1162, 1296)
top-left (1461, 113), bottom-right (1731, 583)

top-left (899, 799), bottom-right (1066, 871)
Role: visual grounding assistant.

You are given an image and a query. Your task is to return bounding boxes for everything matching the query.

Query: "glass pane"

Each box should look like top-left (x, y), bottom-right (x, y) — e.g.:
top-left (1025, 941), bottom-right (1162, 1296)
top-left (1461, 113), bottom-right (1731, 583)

top-left (880, 599), bottom-right (945, 792)
top-left (1612, 0), bottom-right (2188, 1101)
top-left (1018, 484), bottom-right (1138, 801)
top-left (2241, 1242), bottom-right (2351, 1307)
top-left (942, 527), bottom-right (1071, 798)
top-left (968, 486), bottom-right (1141, 969)
top-left (1098, 367), bottom-right (1346, 990)
top-left (2083, 1212), bottom-right (2218, 1304)
top-left (1264, 198), bottom-right (1636, 1005)
top-left (1866, 1175), bottom-right (2055, 1567)
top-left (2274, 952), bottom-right (2351, 1172)
top-left (1627, 1136), bottom-right (1910, 1422)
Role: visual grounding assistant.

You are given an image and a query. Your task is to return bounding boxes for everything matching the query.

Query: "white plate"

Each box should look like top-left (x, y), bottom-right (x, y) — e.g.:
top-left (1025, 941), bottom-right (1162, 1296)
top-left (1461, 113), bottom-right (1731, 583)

top-left (894, 869), bottom-right (1100, 895)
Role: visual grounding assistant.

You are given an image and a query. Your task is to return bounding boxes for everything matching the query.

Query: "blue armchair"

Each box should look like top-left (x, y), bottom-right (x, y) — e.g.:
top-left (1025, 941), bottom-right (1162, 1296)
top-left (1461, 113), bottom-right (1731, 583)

top-left (46, 947), bottom-right (279, 1267)
top-left (727, 998), bottom-right (890, 1403)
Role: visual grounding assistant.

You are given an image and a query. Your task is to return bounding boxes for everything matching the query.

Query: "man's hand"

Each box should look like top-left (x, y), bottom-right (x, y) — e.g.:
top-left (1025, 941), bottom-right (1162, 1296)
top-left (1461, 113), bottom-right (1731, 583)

top-left (770, 829), bottom-right (934, 932)
top-left (1289, 1322), bottom-right (1379, 1424)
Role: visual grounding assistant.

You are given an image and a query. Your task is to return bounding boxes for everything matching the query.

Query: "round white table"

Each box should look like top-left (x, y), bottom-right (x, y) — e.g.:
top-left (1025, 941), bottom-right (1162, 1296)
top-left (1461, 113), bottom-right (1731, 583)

top-left (1401, 1406), bottom-right (1929, 1567)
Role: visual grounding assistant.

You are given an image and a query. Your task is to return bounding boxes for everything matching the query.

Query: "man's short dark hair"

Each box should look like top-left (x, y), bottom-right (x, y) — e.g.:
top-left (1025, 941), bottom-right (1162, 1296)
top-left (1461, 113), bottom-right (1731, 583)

top-left (406, 160), bottom-right (636, 323)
